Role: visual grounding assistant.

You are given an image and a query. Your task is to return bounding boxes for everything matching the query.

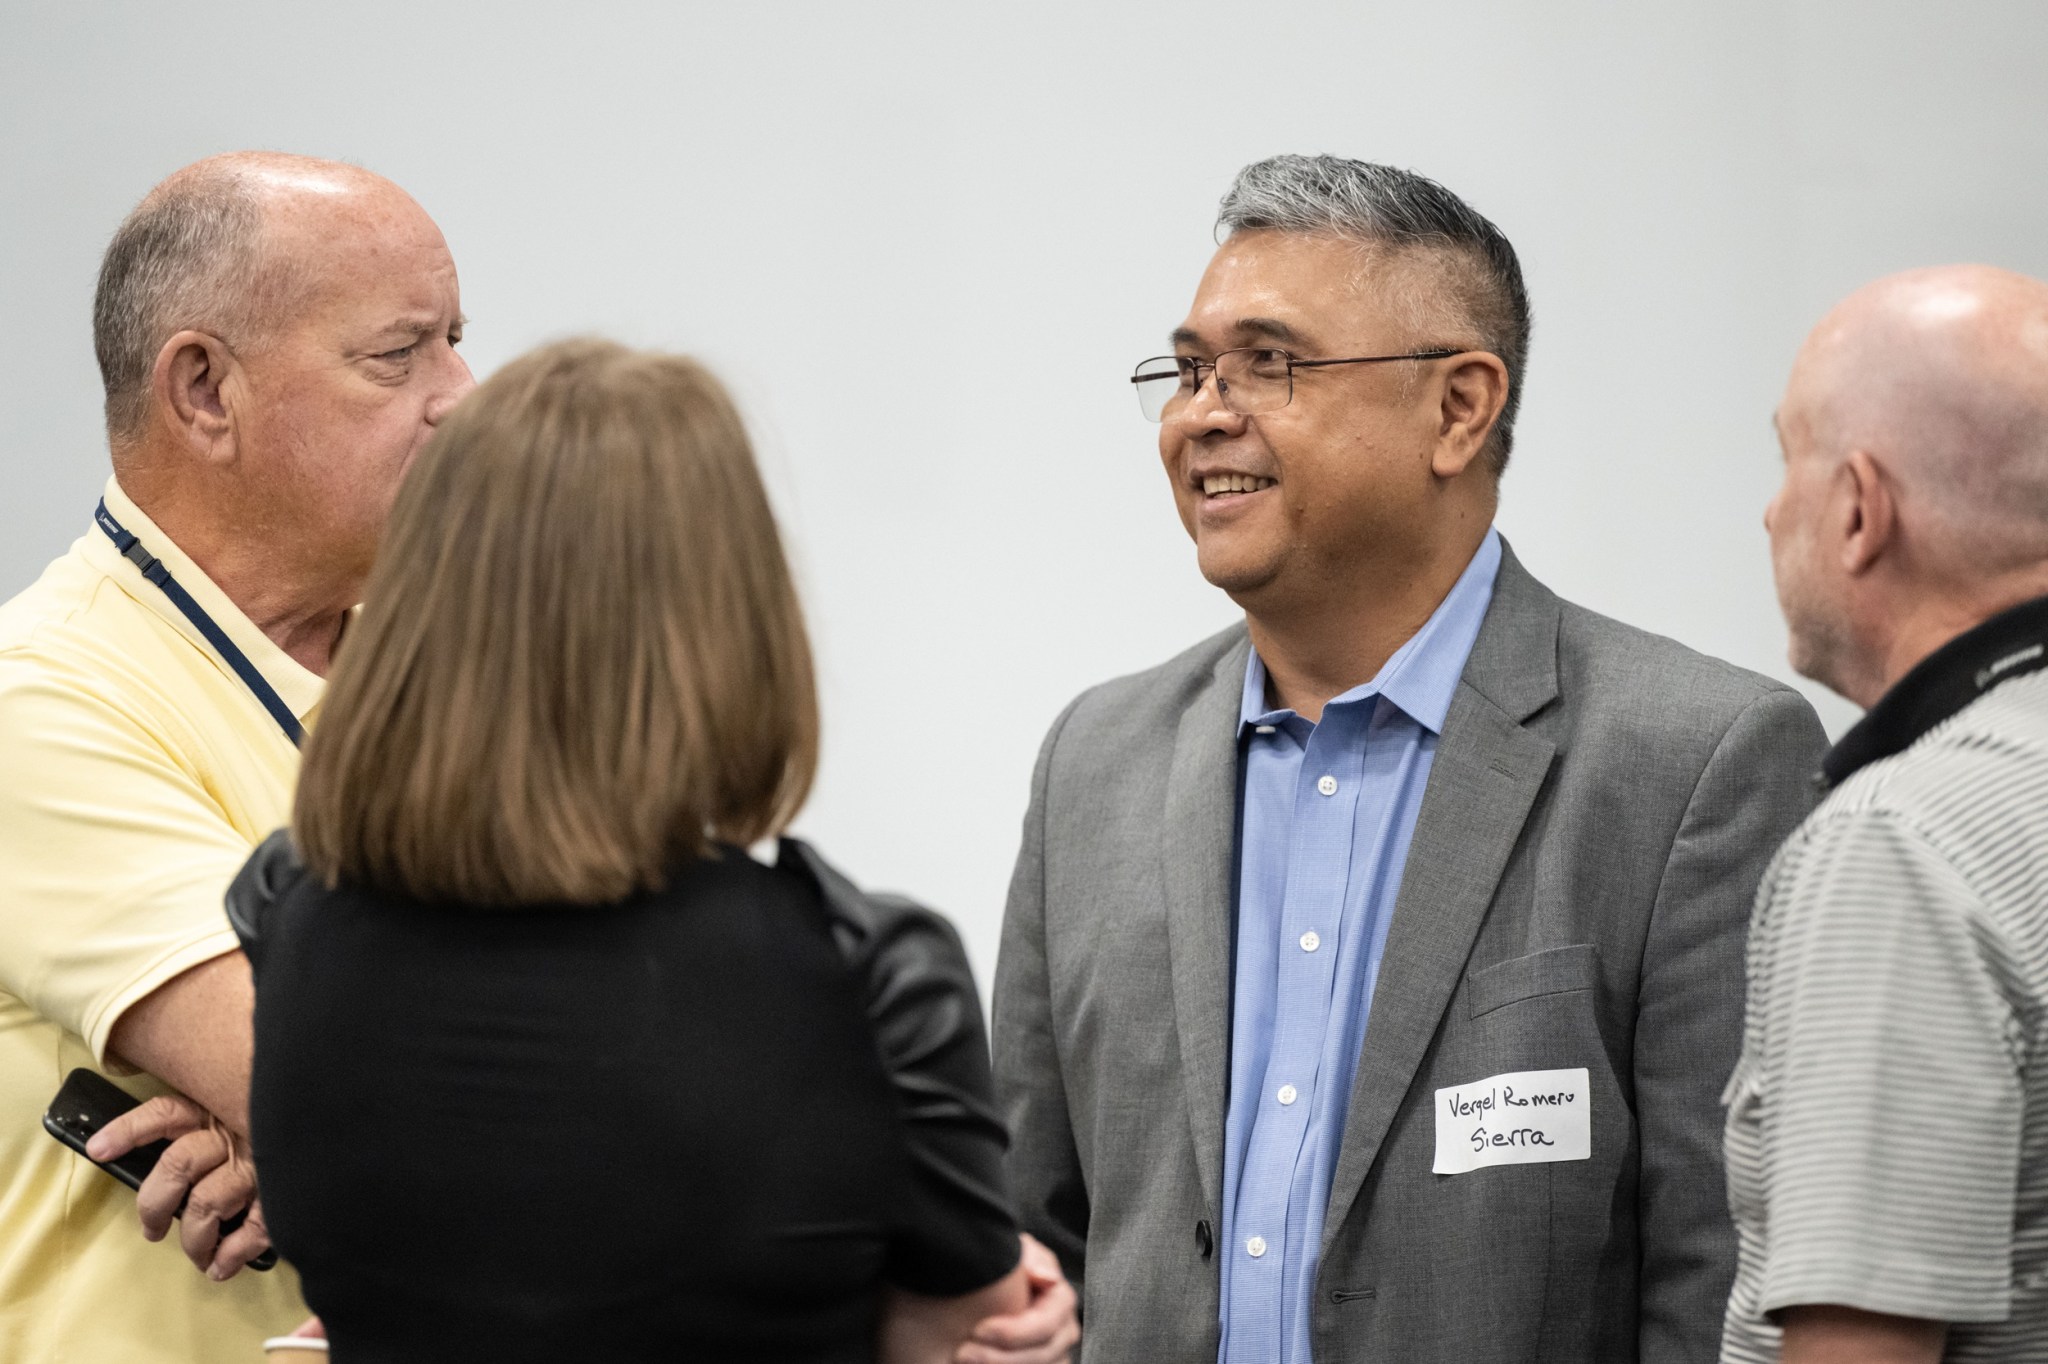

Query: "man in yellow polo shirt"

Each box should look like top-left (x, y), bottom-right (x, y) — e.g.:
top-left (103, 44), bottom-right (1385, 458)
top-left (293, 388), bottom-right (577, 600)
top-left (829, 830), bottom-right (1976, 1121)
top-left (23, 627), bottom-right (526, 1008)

top-left (0, 151), bottom-right (472, 1361)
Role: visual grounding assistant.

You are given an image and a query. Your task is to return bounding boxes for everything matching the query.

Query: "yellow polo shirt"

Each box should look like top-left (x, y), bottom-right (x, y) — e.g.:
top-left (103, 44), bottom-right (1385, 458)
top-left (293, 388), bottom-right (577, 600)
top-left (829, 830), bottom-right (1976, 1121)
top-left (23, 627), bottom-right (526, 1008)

top-left (0, 477), bottom-right (311, 1361)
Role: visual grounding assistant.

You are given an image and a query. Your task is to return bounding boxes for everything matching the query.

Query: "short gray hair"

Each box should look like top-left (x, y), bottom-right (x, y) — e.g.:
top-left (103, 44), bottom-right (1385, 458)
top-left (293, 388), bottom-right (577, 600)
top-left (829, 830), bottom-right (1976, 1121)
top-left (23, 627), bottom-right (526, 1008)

top-left (92, 171), bottom-right (270, 445)
top-left (1218, 154), bottom-right (1532, 473)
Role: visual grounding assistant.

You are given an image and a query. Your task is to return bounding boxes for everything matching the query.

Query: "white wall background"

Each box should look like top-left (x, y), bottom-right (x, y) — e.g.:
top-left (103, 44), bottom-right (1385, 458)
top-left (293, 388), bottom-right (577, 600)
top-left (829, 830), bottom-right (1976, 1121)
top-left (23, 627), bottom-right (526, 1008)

top-left (5, 1), bottom-right (2046, 993)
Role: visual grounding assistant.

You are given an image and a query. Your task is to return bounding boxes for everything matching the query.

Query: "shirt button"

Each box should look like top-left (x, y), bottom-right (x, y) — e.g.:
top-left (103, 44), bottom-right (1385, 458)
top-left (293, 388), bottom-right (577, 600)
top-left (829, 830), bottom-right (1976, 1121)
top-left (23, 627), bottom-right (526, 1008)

top-left (1246, 1236), bottom-right (1268, 1259)
top-left (1277, 1084), bottom-right (1298, 1106)
top-left (1317, 774), bottom-right (1338, 797)
top-left (1300, 930), bottom-right (1321, 953)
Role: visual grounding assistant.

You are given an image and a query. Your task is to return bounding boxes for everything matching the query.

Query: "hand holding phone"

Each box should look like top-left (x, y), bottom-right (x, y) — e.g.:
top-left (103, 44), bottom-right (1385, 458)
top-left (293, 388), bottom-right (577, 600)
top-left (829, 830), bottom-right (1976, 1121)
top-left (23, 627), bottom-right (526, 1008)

top-left (45, 1068), bottom-right (277, 1274)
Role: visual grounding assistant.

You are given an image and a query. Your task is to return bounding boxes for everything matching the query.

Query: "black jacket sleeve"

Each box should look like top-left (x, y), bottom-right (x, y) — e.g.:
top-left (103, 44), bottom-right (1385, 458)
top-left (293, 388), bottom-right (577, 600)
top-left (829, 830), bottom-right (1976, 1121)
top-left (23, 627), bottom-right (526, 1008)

top-left (779, 838), bottom-right (1022, 1296)
top-left (223, 827), bottom-right (304, 971)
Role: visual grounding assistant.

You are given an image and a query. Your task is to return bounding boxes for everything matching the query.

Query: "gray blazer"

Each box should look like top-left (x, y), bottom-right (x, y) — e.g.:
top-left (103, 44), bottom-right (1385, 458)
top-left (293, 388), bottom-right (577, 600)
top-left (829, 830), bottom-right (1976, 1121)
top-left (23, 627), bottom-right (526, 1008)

top-left (992, 544), bottom-right (1826, 1363)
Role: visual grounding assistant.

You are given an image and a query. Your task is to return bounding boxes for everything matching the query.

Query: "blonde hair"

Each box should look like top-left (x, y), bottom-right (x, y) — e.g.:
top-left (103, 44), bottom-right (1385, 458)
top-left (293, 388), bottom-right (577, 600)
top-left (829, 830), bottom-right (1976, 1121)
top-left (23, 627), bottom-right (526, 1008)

top-left (294, 338), bottom-right (818, 905)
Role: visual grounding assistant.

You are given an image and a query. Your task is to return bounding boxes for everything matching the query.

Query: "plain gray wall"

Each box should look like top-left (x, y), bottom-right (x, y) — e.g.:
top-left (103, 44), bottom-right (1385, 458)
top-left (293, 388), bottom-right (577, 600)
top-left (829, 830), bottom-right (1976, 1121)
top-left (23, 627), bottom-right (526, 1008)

top-left (5, 1), bottom-right (2045, 992)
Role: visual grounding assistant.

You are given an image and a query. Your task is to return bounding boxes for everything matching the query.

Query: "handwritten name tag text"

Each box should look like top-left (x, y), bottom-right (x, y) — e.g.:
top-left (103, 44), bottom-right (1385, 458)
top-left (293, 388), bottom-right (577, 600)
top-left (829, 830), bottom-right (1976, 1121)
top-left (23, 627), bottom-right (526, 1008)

top-left (1432, 1067), bottom-right (1592, 1174)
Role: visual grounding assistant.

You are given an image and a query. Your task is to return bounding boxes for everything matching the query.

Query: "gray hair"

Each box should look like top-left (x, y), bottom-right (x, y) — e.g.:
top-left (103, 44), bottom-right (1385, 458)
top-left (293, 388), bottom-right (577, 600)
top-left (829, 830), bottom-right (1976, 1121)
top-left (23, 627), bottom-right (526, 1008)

top-left (92, 171), bottom-right (271, 445)
top-left (1218, 154), bottom-right (1532, 473)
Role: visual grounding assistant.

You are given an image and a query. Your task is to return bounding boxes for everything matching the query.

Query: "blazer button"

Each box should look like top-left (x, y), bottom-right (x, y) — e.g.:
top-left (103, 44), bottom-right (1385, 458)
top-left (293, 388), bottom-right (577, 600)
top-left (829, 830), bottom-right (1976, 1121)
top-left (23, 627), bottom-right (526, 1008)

top-left (1195, 1219), bottom-right (1214, 1259)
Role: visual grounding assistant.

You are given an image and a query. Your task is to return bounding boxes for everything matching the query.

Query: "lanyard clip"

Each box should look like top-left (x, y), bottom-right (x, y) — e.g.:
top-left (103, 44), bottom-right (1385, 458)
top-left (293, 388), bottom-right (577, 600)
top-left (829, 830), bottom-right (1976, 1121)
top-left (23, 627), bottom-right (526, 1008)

top-left (119, 539), bottom-right (168, 585)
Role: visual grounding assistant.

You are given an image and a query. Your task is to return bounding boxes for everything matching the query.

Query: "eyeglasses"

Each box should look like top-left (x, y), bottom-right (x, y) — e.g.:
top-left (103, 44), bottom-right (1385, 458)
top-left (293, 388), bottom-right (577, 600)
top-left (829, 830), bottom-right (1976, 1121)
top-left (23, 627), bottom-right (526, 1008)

top-left (1129, 346), bottom-right (1466, 422)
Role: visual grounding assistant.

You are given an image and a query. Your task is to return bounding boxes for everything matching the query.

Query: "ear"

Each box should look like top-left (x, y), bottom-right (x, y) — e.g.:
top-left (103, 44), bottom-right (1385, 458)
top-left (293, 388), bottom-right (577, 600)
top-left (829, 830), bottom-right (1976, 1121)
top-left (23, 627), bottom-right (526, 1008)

top-left (1429, 351), bottom-right (1511, 480)
top-left (150, 331), bottom-right (242, 467)
top-left (1837, 449), bottom-right (1896, 576)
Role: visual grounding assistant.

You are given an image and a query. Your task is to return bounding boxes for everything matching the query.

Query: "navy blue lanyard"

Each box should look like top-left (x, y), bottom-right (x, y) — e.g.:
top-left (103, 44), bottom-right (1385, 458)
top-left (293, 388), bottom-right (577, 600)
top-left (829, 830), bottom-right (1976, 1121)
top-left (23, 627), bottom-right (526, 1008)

top-left (95, 500), bottom-right (305, 748)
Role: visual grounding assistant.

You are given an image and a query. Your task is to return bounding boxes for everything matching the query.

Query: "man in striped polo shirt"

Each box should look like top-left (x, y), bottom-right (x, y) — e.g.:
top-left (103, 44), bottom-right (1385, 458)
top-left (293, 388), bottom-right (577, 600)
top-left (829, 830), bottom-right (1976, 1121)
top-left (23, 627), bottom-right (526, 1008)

top-left (1723, 264), bottom-right (2048, 1364)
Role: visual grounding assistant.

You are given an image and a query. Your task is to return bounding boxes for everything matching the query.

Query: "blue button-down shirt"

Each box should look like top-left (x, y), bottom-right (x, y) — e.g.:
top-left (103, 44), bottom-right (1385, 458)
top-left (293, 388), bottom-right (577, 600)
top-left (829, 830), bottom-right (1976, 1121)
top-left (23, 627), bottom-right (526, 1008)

top-left (1218, 529), bottom-right (1502, 1364)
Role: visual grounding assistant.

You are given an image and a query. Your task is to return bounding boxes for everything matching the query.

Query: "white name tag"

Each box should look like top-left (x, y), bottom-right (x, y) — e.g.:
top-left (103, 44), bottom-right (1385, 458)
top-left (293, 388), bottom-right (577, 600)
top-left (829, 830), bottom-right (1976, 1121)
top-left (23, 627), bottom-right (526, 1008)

top-left (1432, 1067), bottom-right (1591, 1174)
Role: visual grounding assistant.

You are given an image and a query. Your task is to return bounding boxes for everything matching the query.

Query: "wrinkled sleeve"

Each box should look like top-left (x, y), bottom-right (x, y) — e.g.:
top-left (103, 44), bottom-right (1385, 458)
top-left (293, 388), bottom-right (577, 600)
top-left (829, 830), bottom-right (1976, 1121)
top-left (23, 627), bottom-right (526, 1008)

top-left (225, 828), bottom-right (305, 975)
top-left (0, 655), bottom-right (247, 1065)
top-left (855, 896), bottom-right (1023, 1295)
top-left (991, 699), bottom-right (1091, 1289)
top-left (1750, 809), bottom-right (2021, 1323)
top-left (1636, 687), bottom-right (1826, 1362)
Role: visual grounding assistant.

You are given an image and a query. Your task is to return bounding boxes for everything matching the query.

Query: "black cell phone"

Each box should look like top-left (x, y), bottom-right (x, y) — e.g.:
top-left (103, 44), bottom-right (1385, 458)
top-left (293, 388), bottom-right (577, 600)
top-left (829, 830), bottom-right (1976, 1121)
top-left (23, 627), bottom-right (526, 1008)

top-left (44, 1067), bottom-right (277, 1272)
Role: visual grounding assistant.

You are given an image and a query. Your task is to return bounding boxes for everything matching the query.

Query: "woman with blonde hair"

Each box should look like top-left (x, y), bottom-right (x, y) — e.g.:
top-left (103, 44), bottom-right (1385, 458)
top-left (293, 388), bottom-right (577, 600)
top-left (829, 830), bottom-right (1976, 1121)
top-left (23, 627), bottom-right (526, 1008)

top-left (227, 339), bottom-right (1032, 1361)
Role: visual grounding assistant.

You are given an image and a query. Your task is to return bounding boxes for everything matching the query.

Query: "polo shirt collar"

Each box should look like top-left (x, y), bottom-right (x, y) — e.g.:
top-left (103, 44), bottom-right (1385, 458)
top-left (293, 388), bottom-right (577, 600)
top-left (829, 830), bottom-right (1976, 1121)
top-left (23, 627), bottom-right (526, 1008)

top-left (1820, 591), bottom-right (2048, 789)
top-left (1239, 527), bottom-right (1504, 736)
top-left (82, 476), bottom-right (327, 722)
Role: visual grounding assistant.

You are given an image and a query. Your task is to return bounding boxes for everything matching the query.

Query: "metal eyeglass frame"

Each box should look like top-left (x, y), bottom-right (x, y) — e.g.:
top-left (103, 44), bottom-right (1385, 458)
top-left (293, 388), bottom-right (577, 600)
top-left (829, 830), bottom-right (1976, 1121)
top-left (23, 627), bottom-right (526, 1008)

top-left (1130, 346), bottom-right (1468, 420)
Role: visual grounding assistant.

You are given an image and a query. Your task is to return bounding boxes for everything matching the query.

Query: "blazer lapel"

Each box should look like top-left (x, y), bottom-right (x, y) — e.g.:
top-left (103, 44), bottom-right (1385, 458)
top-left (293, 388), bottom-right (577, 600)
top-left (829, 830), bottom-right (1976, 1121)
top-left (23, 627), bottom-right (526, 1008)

top-left (1319, 543), bottom-right (1561, 1256)
top-left (1162, 630), bottom-right (1252, 1217)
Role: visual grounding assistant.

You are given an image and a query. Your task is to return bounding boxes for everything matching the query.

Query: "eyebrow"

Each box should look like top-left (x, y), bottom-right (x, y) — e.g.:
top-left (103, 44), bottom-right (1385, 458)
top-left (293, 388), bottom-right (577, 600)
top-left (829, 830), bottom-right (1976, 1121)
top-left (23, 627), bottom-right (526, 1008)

top-left (377, 312), bottom-right (468, 339)
top-left (1235, 317), bottom-right (1305, 347)
top-left (1169, 316), bottom-right (1307, 352)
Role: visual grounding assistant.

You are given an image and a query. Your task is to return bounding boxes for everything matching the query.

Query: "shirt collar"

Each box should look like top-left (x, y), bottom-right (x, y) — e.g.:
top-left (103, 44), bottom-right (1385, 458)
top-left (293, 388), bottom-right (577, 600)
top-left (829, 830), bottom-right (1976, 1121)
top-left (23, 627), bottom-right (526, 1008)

top-left (1819, 591), bottom-right (2048, 789)
top-left (1239, 528), bottom-right (1504, 736)
top-left (81, 475), bottom-right (328, 722)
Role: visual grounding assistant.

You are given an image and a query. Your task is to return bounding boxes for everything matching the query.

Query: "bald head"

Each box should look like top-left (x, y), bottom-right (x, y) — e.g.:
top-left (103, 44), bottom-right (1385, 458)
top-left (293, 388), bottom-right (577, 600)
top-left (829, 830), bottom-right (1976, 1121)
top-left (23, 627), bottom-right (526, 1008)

top-left (93, 152), bottom-right (426, 447)
top-left (1783, 264), bottom-right (2048, 577)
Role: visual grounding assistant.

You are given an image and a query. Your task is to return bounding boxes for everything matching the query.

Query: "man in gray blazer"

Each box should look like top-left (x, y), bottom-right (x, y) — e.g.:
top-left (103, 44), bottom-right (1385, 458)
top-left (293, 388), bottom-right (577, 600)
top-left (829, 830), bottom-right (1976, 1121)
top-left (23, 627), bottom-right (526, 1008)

top-left (991, 154), bottom-right (1826, 1364)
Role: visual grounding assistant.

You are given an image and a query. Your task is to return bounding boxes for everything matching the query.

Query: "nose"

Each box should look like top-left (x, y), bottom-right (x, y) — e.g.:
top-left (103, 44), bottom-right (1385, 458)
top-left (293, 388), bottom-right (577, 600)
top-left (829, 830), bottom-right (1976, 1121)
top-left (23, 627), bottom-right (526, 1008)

top-left (1164, 367), bottom-right (1248, 444)
top-left (426, 349), bottom-right (477, 426)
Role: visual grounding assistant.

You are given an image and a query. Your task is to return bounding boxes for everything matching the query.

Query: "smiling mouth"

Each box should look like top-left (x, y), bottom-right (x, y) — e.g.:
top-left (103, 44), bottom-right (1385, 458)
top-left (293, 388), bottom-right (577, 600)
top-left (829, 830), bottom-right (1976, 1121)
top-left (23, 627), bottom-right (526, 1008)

top-left (1202, 474), bottom-right (1276, 498)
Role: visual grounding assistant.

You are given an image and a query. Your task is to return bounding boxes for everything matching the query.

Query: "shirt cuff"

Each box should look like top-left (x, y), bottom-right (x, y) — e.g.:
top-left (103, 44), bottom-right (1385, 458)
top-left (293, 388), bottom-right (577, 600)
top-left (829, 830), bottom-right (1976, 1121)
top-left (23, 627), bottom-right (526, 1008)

top-left (82, 925), bottom-right (243, 1071)
top-left (1760, 1255), bottom-right (2012, 1326)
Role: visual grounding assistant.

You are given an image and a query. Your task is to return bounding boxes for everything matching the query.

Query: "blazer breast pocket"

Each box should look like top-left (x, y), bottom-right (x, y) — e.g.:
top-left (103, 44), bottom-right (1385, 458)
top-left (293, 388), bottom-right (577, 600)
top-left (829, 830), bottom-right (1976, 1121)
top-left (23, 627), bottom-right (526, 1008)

top-left (1465, 943), bottom-right (1600, 1019)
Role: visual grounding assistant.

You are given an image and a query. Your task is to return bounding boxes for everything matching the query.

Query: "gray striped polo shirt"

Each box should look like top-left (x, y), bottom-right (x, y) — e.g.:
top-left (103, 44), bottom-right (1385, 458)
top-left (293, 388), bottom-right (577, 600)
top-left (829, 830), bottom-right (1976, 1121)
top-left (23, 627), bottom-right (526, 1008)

top-left (1721, 666), bottom-right (2048, 1362)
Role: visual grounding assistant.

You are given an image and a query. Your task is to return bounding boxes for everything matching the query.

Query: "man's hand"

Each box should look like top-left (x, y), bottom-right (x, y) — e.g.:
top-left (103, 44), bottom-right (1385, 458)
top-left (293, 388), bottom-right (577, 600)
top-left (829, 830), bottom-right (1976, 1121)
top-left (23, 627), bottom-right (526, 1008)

top-left (85, 1091), bottom-right (272, 1279)
top-left (956, 1234), bottom-right (1080, 1364)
